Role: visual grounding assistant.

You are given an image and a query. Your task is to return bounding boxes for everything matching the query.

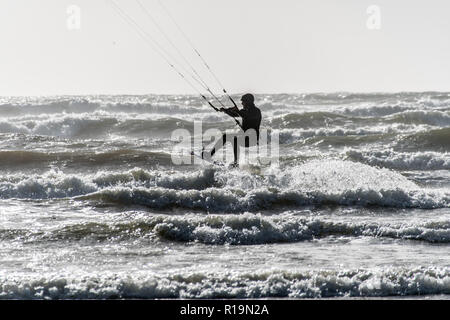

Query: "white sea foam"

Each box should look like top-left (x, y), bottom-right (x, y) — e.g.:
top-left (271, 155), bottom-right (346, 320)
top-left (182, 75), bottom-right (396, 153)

top-left (2, 212), bottom-right (450, 244)
top-left (0, 267), bottom-right (448, 298)
top-left (0, 168), bottom-right (216, 199)
top-left (386, 110), bottom-right (450, 126)
top-left (346, 149), bottom-right (450, 170)
top-left (0, 171), bottom-right (97, 199)
top-left (82, 160), bottom-right (450, 210)
top-left (149, 213), bottom-right (450, 244)
top-left (274, 125), bottom-right (430, 145)
top-left (2, 161), bottom-right (449, 209)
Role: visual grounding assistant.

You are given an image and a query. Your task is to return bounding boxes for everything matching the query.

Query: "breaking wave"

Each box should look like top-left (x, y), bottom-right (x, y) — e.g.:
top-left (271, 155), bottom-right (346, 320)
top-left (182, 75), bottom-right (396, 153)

top-left (0, 116), bottom-right (197, 138)
top-left (81, 185), bottom-right (449, 211)
top-left (387, 110), bottom-right (450, 126)
top-left (1, 160), bottom-right (449, 209)
top-left (0, 267), bottom-right (448, 299)
top-left (0, 96), bottom-right (209, 117)
top-left (346, 149), bottom-right (450, 170)
top-left (396, 128), bottom-right (450, 152)
top-left (0, 167), bottom-right (214, 199)
top-left (2, 213), bottom-right (450, 245)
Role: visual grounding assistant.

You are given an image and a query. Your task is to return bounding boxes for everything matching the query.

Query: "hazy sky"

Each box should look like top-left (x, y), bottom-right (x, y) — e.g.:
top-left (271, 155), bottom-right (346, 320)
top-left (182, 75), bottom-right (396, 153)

top-left (1, 0), bottom-right (450, 95)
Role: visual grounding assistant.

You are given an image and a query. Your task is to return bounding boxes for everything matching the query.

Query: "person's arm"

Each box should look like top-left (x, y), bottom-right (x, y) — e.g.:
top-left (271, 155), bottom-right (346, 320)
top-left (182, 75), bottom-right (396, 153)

top-left (220, 106), bottom-right (241, 118)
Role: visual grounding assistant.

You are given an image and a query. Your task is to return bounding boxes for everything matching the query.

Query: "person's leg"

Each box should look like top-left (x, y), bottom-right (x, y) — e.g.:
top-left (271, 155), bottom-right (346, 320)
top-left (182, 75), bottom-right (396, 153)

top-left (205, 133), bottom-right (228, 160)
top-left (233, 136), bottom-right (239, 164)
top-left (234, 134), bottom-right (257, 164)
top-left (205, 133), bottom-right (243, 164)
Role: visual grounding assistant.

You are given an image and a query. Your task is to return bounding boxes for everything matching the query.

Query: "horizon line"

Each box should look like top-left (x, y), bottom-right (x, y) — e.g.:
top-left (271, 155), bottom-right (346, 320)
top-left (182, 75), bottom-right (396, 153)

top-left (1, 90), bottom-right (449, 98)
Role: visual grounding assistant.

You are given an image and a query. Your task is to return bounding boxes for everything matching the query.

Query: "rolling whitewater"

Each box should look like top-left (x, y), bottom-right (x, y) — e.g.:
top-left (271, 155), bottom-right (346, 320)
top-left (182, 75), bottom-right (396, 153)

top-left (0, 92), bottom-right (449, 299)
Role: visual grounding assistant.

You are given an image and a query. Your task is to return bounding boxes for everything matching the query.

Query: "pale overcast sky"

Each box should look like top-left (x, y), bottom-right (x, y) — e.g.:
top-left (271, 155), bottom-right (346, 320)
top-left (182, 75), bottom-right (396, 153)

top-left (1, 0), bottom-right (449, 96)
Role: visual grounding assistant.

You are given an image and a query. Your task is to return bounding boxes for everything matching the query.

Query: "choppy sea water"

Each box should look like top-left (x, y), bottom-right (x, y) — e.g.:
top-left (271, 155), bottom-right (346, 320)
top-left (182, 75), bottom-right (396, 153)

top-left (0, 92), bottom-right (449, 299)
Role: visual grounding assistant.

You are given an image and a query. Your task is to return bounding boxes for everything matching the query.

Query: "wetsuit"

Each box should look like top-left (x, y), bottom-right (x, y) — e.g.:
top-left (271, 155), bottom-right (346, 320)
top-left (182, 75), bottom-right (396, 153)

top-left (207, 105), bottom-right (262, 163)
top-left (222, 105), bottom-right (262, 140)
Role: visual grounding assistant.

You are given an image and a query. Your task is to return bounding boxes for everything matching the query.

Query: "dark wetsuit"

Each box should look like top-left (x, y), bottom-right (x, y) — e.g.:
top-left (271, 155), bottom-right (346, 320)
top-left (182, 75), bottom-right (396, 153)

top-left (208, 105), bottom-right (262, 163)
top-left (222, 105), bottom-right (262, 140)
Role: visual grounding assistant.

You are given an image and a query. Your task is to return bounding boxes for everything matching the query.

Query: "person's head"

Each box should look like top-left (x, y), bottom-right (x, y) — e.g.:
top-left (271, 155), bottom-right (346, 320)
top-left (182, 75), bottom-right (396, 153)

top-left (241, 93), bottom-right (255, 108)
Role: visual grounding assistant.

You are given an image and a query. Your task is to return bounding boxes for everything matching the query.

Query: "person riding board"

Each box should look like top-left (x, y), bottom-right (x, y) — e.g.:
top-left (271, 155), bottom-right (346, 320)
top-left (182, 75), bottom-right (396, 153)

top-left (202, 93), bottom-right (262, 166)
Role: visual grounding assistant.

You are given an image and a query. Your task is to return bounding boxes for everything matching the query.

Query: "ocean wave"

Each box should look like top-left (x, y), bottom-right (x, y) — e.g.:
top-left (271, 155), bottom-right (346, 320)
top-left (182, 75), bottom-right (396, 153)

top-left (261, 92), bottom-right (429, 106)
top-left (398, 128), bottom-right (450, 152)
top-left (0, 121), bottom-right (30, 134)
top-left (2, 92), bottom-right (448, 116)
top-left (2, 160), bottom-right (449, 209)
top-left (340, 103), bottom-right (415, 117)
top-left (0, 116), bottom-right (118, 138)
top-left (268, 108), bottom-right (449, 131)
top-left (2, 96), bottom-right (448, 144)
top-left (0, 172), bottom-right (97, 199)
top-left (2, 213), bottom-right (450, 245)
top-left (0, 166), bottom-right (212, 199)
top-left (0, 99), bottom-right (100, 117)
top-left (291, 132), bottom-right (399, 149)
top-left (0, 267), bottom-right (448, 298)
top-left (268, 112), bottom-right (350, 129)
top-left (0, 150), bottom-right (173, 169)
top-left (346, 149), bottom-right (450, 170)
top-left (88, 160), bottom-right (448, 210)
top-left (275, 125), bottom-right (427, 145)
top-left (151, 214), bottom-right (450, 244)
top-left (0, 96), bottom-right (208, 117)
top-left (104, 102), bottom-right (207, 115)
top-left (0, 114), bottom-right (233, 139)
top-left (80, 185), bottom-right (449, 211)
top-left (92, 168), bottom-right (216, 190)
top-left (387, 110), bottom-right (450, 127)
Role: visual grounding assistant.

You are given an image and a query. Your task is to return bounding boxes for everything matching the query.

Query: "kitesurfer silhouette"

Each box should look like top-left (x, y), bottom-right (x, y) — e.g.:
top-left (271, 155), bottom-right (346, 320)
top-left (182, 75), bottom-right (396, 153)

top-left (203, 93), bottom-right (262, 166)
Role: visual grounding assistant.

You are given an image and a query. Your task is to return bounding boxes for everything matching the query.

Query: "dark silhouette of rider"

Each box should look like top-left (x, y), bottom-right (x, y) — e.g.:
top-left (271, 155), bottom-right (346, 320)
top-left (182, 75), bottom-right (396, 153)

top-left (203, 93), bottom-right (262, 165)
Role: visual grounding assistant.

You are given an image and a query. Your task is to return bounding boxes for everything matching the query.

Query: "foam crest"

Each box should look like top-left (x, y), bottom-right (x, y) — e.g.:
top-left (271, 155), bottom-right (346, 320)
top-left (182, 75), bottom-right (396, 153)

top-left (0, 168), bottom-right (217, 199)
top-left (275, 126), bottom-right (406, 145)
top-left (151, 214), bottom-right (450, 244)
top-left (92, 168), bottom-right (217, 190)
top-left (346, 149), bottom-right (450, 170)
top-left (1, 160), bottom-right (448, 208)
top-left (80, 160), bottom-right (450, 210)
top-left (398, 128), bottom-right (450, 152)
top-left (0, 267), bottom-right (448, 298)
top-left (387, 110), bottom-right (450, 126)
top-left (0, 171), bottom-right (97, 199)
top-left (3, 213), bottom-right (450, 244)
